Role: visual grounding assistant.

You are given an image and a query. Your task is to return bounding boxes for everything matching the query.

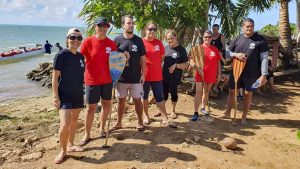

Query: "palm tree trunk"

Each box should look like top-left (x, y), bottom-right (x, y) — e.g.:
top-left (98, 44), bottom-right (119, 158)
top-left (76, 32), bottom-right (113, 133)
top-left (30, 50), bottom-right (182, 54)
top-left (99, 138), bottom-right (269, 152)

top-left (296, 0), bottom-right (300, 62)
top-left (279, 0), bottom-right (293, 69)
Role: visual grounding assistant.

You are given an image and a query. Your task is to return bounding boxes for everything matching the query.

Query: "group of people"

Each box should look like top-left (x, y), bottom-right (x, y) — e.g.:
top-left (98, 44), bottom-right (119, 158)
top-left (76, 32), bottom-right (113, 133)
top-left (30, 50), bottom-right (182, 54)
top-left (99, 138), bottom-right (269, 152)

top-left (51, 15), bottom-right (270, 164)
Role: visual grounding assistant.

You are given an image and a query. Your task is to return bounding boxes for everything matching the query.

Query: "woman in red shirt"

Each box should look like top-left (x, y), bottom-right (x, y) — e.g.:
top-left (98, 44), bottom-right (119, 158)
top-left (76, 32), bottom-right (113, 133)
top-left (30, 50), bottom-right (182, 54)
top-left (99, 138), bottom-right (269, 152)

top-left (190, 30), bottom-right (221, 121)
top-left (142, 22), bottom-right (176, 128)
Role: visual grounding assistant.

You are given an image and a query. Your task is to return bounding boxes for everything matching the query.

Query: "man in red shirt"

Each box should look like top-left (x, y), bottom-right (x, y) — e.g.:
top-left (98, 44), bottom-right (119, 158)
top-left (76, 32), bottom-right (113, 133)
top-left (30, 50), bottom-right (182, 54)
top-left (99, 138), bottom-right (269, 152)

top-left (79, 17), bottom-right (117, 146)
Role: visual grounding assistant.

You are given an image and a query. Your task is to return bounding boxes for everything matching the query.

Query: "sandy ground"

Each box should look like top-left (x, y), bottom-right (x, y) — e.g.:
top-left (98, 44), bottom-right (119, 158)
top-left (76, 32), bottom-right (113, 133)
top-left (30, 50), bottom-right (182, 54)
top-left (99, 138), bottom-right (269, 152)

top-left (0, 74), bottom-right (299, 169)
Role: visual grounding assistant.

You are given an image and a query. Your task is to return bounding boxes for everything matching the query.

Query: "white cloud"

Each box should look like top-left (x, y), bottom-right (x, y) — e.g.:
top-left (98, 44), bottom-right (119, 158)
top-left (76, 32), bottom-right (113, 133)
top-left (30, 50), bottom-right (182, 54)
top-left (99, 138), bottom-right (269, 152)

top-left (0, 0), bottom-right (85, 26)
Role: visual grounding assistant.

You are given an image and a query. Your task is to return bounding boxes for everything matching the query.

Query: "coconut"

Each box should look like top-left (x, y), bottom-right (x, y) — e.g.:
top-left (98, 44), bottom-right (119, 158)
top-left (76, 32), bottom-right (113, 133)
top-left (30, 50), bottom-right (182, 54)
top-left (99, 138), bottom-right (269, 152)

top-left (222, 137), bottom-right (237, 150)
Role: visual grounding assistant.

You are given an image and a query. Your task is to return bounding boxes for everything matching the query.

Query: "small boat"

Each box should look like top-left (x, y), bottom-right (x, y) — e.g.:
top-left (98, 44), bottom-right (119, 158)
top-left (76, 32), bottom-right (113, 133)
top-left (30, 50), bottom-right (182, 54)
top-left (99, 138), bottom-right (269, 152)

top-left (0, 44), bottom-right (46, 62)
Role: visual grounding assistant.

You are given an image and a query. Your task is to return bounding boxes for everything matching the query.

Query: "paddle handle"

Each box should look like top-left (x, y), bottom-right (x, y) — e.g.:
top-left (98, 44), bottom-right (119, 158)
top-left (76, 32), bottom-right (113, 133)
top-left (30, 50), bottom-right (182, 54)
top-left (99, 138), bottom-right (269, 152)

top-left (233, 81), bottom-right (237, 122)
top-left (104, 85), bottom-right (116, 146)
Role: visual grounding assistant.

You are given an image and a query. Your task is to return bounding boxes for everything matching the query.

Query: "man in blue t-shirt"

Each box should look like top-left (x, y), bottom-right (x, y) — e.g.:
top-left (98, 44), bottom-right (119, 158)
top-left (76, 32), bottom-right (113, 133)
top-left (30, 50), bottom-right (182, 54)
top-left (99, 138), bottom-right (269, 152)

top-left (222, 18), bottom-right (269, 125)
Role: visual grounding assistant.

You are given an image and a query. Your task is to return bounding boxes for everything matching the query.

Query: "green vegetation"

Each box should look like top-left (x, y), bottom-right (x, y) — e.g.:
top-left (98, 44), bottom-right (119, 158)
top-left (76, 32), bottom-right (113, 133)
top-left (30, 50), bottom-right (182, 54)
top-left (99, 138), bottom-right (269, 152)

top-left (297, 130), bottom-right (300, 140)
top-left (259, 23), bottom-right (296, 37)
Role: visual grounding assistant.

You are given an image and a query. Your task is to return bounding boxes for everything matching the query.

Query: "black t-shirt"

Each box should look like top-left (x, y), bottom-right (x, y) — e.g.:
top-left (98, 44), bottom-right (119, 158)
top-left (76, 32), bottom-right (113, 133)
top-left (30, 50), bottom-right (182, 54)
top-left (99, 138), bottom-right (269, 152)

top-left (53, 49), bottom-right (85, 95)
top-left (211, 34), bottom-right (223, 52)
top-left (114, 34), bottom-right (146, 83)
top-left (228, 32), bottom-right (268, 78)
top-left (163, 45), bottom-right (188, 84)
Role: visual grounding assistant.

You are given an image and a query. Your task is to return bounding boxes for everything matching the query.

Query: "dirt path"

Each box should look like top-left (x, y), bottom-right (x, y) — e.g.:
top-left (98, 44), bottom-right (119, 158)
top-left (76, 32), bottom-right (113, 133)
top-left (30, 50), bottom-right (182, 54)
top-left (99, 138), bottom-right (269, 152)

top-left (0, 74), bottom-right (299, 169)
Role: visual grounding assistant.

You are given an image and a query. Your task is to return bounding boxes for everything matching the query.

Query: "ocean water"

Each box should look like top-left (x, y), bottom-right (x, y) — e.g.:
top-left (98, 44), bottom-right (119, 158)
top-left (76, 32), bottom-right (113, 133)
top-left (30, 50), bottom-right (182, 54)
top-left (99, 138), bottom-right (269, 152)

top-left (0, 24), bottom-right (123, 103)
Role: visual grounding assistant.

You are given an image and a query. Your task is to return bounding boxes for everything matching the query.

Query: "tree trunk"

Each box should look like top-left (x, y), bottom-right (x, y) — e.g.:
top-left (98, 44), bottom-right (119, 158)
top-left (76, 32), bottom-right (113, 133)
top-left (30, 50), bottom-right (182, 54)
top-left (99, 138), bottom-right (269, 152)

top-left (297, 0), bottom-right (300, 33)
top-left (279, 0), bottom-right (293, 69)
top-left (296, 0), bottom-right (300, 62)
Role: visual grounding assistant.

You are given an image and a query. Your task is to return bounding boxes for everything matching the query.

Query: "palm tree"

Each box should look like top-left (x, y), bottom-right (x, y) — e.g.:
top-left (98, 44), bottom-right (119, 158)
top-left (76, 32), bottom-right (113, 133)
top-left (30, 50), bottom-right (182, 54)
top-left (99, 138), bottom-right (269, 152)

top-left (235, 0), bottom-right (295, 69)
top-left (279, 0), bottom-right (293, 69)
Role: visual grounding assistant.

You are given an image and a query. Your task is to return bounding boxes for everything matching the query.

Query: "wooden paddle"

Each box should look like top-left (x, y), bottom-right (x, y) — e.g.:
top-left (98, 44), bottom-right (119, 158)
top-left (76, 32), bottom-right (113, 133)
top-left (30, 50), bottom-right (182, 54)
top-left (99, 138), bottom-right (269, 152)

top-left (190, 45), bottom-right (210, 112)
top-left (232, 58), bottom-right (246, 123)
top-left (103, 51), bottom-right (126, 148)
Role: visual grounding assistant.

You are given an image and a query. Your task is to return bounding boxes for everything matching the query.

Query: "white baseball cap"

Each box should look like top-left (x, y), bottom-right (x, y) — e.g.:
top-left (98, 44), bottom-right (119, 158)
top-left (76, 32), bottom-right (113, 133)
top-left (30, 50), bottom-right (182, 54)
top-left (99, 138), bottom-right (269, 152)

top-left (66, 28), bottom-right (82, 37)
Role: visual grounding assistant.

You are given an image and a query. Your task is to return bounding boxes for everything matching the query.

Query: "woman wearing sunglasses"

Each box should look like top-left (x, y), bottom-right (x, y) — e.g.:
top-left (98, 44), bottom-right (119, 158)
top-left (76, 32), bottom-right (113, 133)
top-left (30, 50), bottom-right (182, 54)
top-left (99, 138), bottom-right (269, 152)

top-left (52, 28), bottom-right (85, 164)
top-left (190, 30), bottom-right (222, 121)
top-left (142, 22), bottom-right (177, 128)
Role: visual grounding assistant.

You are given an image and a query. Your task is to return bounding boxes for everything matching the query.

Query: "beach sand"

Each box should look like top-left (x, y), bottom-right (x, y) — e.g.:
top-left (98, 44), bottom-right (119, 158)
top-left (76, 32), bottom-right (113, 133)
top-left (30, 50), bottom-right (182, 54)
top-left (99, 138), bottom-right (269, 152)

top-left (0, 74), bottom-right (299, 169)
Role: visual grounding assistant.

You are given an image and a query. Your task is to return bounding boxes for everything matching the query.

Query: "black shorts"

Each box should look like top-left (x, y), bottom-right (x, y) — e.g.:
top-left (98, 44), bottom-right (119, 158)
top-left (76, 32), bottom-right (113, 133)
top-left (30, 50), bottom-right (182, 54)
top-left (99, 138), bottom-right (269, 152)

top-left (59, 90), bottom-right (84, 109)
top-left (229, 73), bottom-right (257, 92)
top-left (85, 83), bottom-right (113, 104)
top-left (267, 70), bottom-right (274, 80)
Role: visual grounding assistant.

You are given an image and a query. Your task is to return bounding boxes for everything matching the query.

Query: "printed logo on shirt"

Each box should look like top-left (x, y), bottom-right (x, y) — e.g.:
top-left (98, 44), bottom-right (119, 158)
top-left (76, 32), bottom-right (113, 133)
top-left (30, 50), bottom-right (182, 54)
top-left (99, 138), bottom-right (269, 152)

top-left (131, 45), bottom-right (138, 52)
top-left (210, 51), bottom-right (216, 57)
top-left (154, 45), bottom-right (160, 51)
top-left (106, 47), bottom-right (112, 53)
top-left (172, 53), bottom-right (178, 58)
top-left (249, 43), bottom-right (256, 49)
top-left (80, 59), bottom-right (84, 67)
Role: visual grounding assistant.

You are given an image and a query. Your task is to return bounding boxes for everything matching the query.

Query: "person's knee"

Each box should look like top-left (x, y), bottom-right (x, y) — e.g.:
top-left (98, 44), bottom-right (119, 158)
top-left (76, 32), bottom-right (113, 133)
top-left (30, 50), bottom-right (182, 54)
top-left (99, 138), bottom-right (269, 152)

top-left (59, 121), bottom-right (70, 133)
top-left (87, 104), bottom-right (97, 113)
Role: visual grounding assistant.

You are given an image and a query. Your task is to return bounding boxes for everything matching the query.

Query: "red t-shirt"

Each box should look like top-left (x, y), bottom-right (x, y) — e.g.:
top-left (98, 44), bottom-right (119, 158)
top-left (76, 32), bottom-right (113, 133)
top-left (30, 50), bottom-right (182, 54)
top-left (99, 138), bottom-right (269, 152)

top-left (142, 38), bottom-right (165, 81)
top-left (80, 36), bottom-right (117, 85)
top-left (195, 45), bottom-right (221, 83)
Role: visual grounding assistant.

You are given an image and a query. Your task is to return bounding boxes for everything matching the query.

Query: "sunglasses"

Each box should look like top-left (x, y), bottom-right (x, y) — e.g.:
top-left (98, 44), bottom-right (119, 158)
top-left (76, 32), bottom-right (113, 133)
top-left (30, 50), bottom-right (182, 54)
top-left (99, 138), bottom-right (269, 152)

top-left (97, 23), bottom-right (110, 28)
top-left (204, 36), bottom-right (212, 39)
top-left (147, 28), bottom-right (157, 32)
top-left (69, 35), bottom-right (83, 41)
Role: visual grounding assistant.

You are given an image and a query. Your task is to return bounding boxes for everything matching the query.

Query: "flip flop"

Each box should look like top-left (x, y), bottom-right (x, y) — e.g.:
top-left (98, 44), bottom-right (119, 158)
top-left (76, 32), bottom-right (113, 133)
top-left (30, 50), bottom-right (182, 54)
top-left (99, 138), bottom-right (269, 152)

top-left (54, 154), bottom-right (66, 164)
top-left (78, 138), bottom-right (91, 147)
top-left (99, 131), bottom-right (106, 138)
top-left (161, 121), bottom-right (177, 128)
top-left (153, 112), bottom-right (161, 117)
top-left (67, 146), bottom-right (84, 152)
top-left (220, 115), bottom-right (230, 119)
top-left (143, 119), bottom-right (151, 125)
top-left (171, 113), bottom-right (178, 119)
top-left (136, 125), bottom-right (145, 132)
top-left (109, 125), bottom-right (122, 132)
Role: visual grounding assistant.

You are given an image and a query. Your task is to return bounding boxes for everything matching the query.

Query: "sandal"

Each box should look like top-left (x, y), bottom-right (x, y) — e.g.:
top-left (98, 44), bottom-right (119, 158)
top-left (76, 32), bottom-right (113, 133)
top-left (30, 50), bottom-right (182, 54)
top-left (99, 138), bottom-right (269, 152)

top-left (143, 118), bottom-right (151, 125)
top-left (54, 153), bottom-right (66, 164)
top-left (109, 125), bottom-right (122, 132)
top-left (161, 121), bottom-right (177, 128)
top-left (99, 130), bottom-right (107, 138)
top-left (153, 112), bottom-right (161, 117)
top-left (136, 125), bottom-right (145, 131)
top-left (67, 146), bottom-right (84, 152)
top-left (171, 113), bottom-right (178, 119)
top-left (78, 138), bottom-right (91, 147)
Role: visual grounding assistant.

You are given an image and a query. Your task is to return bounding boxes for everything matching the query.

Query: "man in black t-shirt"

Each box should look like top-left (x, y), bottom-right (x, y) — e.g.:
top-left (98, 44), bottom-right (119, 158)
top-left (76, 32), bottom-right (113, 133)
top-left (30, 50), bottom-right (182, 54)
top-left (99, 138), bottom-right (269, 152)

top-left (222, 18), bottom-right (269, 125)
top-left (112, 15), bottom-right (146, 131)
top-left (44, 40), bottom-right (52, 54)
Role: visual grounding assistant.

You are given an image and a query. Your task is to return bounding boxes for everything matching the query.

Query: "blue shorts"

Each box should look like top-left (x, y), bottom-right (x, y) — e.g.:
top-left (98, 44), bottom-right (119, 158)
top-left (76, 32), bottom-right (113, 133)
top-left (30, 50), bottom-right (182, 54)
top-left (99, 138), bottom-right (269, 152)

top-left (59, 90), bottom-right (84, 109)
top-left (143, 81), bottom-right (164, 102)
top-left (85, 83), bottom-right (113, 104)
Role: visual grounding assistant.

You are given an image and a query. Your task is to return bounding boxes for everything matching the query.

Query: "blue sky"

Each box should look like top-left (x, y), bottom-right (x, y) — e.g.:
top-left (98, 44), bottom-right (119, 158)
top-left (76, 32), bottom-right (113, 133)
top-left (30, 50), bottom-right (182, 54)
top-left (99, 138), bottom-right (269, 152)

top-left (0, 0), bottom-right (297, 30)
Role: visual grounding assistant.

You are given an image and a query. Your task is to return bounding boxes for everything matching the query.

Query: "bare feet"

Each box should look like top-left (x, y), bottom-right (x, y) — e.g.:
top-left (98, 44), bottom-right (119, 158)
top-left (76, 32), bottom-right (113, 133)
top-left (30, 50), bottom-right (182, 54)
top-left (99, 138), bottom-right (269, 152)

top-left (54, 151), bottom-right (66, 164)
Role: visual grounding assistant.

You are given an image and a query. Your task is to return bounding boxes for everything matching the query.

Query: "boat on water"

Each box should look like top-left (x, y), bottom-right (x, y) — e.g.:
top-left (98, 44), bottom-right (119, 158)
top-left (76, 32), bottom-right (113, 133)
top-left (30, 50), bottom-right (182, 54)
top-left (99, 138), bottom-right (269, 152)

top-left (0, 44), bottom-right (46, 62)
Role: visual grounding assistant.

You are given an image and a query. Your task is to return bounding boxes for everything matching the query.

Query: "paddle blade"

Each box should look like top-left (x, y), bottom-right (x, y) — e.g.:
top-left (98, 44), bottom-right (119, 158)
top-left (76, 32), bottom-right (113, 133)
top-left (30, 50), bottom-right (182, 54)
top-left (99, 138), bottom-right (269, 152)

top-left (109, 52), bottom-right (126, 83)
top-left (232, 58), bottom-right (246, 82)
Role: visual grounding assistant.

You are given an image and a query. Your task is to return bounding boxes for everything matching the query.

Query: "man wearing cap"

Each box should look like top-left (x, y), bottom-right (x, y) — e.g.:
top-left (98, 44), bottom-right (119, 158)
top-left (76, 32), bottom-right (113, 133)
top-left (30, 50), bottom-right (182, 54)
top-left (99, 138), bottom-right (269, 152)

top-left (111, 15), bottom-right (146, 131)
top-left (79, 17), bottom-right (117, 146)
